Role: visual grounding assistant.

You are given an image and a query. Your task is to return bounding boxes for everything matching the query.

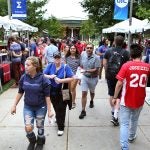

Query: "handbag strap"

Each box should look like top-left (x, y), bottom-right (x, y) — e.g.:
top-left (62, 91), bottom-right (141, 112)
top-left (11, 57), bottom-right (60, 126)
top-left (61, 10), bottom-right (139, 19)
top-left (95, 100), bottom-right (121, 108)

top-left (62, 64), bottom-right (67, 89)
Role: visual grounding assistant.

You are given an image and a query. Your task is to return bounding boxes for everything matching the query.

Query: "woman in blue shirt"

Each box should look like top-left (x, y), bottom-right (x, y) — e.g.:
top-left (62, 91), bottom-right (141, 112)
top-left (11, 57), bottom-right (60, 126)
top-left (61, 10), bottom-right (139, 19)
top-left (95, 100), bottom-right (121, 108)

top-left (44, 52), bottom-right (74, 136)
top-left (11, 56), bottom-right (52, 150)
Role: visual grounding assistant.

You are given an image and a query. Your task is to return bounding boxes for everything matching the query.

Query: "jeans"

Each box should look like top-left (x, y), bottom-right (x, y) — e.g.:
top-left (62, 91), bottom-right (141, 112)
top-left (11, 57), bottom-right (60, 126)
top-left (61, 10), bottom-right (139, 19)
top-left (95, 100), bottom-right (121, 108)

top-left (120, 105), bottom-right (143, 150)
top-left (24, 104), bottom-right (47, 136)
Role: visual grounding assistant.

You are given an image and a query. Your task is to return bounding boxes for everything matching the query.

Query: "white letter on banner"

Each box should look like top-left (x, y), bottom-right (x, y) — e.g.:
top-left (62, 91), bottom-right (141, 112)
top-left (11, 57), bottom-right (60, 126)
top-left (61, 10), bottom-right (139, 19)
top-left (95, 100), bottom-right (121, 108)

top-left (115, 0), bottom-right (128, 8)
top-left (17, 1), bottom-right (22, 9)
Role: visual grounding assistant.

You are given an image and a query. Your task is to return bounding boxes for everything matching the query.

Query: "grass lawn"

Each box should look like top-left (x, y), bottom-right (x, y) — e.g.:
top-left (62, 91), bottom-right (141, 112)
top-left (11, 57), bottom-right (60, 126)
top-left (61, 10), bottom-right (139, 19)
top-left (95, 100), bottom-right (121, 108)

top-left (0, 79), bottom-right (15, 95)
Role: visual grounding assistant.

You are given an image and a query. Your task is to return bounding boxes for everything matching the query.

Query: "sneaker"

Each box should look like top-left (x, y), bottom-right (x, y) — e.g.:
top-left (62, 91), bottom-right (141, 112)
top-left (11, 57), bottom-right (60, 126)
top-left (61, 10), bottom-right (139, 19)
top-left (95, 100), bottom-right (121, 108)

top-left (57, 130), bottom-right (64, 136)
top-left (27, 143), bottom-right (36, 150)
top-left (79, 110), bottom-right (86, 119)
top-left (89, 101), bottom-right (94, 108)
top-left (35, 144), bottom-right (43, 150)
top-left (72, 103), bottom-right (76, 109)
top-left (110, 117), bottom-right (119, 126)
top-left (128, 134), bottom-right (137, 143)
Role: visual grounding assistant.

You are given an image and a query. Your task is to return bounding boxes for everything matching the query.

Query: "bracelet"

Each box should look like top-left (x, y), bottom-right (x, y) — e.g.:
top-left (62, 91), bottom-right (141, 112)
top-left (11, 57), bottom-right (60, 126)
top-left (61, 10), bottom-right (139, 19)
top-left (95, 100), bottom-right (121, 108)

top-left (113, 97), bottom-right (117, 99)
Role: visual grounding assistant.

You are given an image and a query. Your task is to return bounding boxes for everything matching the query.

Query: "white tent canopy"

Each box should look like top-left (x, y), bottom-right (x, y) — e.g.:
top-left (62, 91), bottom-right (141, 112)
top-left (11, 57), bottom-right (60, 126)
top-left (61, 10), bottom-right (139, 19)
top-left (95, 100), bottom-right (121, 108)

top-left (0, 16), bottom-right (38, 32)
top-left (102, 17), bottom-right (149, 33)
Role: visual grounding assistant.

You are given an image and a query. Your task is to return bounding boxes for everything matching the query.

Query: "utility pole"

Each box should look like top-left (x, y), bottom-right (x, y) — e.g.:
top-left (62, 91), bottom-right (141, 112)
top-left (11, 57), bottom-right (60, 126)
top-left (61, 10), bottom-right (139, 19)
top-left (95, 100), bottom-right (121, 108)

top-left (127, 0), bottom-right (133, 51)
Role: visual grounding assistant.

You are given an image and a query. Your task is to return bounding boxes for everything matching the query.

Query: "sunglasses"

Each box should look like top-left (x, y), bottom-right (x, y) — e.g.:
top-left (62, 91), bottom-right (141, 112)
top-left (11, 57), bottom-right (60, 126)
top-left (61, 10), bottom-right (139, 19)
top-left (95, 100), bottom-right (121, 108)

top-left (86, 47), bottom-right (93, 49)
top-left (54, 56), bottom-right (61, 59)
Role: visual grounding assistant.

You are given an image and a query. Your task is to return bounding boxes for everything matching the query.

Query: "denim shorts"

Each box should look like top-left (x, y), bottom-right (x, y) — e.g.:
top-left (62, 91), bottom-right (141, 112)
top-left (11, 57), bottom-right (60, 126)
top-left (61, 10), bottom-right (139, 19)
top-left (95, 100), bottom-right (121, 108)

top-left (23, 104), bottom-right (47, 127)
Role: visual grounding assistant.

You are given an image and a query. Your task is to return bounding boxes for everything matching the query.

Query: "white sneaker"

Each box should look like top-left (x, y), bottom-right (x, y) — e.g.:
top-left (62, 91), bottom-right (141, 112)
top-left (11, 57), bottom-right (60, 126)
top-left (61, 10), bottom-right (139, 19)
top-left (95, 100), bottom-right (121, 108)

top-left (57, 130), bottom-right (64, 136)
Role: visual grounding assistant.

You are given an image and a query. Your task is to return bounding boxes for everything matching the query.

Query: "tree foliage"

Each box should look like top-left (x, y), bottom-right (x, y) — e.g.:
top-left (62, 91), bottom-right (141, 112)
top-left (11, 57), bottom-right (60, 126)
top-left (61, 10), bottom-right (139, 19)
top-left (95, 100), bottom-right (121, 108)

top-left (136, 5), bottom-right (150, 20)
top-left (0, 0), bottom-right (47, 31)
top-left (80, 19), bottom-right (96, 40)
top-left (22, 0), bottom-right (48, 32)
top-left (0, 0), bottom-right (8, 16)
top-left (0, 0), bottom-right (64, 37)
top-left (81, 0), bottom-right (115, 30)
top-left (81, 0), bottom-right (150, 32)
top-left (45, 16), bottom-right (64, 38)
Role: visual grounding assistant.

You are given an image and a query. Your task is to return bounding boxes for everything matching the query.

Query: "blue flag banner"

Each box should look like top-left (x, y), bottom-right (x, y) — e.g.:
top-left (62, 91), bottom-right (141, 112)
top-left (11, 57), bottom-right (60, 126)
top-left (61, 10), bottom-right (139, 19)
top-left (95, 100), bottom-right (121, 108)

top-left (114, 0), bottom-right (129, 20)
top-left (11, 0), bottom-right (27, 19)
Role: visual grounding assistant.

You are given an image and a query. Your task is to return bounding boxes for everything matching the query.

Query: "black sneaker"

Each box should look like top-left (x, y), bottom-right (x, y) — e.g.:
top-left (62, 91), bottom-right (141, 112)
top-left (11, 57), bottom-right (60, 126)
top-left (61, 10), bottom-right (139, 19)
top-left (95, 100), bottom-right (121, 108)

top-left (128, 135), bottom-right (137, 143)
top-left (110, 117), bottom-right (119, 126)
top-left (89, 101), bottom-right (94, 108)
top-left (35, 144), bottom-right (43, 150)
top-left (27, 143), bottom-right (36, 150)
top-left (79, 110), bottom-right (86, 119)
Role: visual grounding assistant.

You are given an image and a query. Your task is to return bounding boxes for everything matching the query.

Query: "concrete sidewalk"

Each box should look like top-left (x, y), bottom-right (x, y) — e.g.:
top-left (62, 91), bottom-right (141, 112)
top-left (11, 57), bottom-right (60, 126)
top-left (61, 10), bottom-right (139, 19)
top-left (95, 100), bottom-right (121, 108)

top-left (0, 79), bottom-right (150, 150)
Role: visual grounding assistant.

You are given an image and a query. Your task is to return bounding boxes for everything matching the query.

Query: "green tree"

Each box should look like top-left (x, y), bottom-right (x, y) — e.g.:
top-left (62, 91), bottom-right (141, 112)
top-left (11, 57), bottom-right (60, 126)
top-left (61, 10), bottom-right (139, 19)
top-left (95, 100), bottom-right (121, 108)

top-left (0, 0), bottom-right (48, 32)
top-left (81, 0), bottom-right (115, 31)
top-left (81, 0), bottom-right (150, 32)
top-left (24, 0), bottom-right (48, 32)
top-left (136, 5), bottom-right (150, 20)
top-left (0, 0), bottom-right (7, 16)
top-left (80, 19), bottom-right (96, 41)
top-left (44, 16), bottom-right (64, 38)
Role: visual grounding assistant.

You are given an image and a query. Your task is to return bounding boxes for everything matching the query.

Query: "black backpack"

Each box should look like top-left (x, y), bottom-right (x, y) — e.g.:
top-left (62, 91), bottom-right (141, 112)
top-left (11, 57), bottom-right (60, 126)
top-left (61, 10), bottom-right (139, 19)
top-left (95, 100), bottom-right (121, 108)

top-left (106, 48), bottom-right (125, 80)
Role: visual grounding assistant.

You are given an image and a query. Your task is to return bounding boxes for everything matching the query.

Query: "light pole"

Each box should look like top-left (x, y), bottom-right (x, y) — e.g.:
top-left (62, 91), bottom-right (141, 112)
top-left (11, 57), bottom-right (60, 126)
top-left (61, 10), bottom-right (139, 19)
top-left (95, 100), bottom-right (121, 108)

top-left (7, 0), bottom-right (11, 19)
top-left (7, 0), bottom-right (12, 36)
top-left (127, 0), bottom-right (134, 51)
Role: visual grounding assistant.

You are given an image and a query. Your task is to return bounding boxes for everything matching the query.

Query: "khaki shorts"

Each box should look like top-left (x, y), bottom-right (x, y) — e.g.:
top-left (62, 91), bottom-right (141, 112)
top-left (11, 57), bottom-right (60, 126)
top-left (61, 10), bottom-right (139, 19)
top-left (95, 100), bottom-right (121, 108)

top-left (81, 75), bottom-right (98, 93)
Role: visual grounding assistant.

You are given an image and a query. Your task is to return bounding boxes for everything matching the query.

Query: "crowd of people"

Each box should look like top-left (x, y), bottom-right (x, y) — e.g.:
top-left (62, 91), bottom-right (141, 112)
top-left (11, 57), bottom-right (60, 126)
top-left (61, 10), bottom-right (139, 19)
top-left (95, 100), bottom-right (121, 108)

top-left (7, 35), bottom-right (150, 150)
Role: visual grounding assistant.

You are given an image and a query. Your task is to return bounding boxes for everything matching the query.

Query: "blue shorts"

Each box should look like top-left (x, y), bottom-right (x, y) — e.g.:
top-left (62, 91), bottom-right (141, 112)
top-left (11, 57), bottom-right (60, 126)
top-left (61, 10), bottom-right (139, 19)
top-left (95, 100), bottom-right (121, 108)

top-left (23, 104), bottom-right (47, 128)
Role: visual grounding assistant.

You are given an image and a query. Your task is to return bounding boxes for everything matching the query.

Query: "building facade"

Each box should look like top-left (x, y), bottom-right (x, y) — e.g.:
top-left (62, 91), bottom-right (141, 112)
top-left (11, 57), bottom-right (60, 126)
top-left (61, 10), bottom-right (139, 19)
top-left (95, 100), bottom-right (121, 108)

top-left (59, 16), bottom-right (87, 40)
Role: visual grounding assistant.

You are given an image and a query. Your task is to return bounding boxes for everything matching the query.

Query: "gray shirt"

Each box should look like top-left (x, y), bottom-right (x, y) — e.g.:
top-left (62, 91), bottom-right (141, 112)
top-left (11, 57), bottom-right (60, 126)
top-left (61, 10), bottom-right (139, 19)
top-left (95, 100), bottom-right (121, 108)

top-left (80, 52), bottom-right (100, 77)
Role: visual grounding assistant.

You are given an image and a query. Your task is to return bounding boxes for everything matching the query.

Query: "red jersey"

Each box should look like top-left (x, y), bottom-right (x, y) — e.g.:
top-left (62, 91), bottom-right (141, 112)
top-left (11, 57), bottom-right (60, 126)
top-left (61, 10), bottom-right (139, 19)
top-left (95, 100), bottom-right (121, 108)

top-left (116, 61), bottom-right (150, 109)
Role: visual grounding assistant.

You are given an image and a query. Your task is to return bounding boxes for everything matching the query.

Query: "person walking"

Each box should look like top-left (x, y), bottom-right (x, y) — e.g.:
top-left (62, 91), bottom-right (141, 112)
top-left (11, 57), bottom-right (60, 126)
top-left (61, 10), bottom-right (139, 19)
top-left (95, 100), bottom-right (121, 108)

top-left (96, 38), bottom-right (109, 80)
top-left (11, 56), bottom-right (52, 150)
top-left (8, 36), bottom-right (22, 88)
top-left (79, 43), bottom-right (100, 119)
top-left (103, 35), bottom-right (130, 125)
top-left (112, 43), bottom-right (150, 150)
top-left (43, 52), bottom-right (74, 136)
top-left (65, 44), bottom-right (80, 108)
top-left (61, 44), bottom-right (70, 62)
top-left (45, 38), bottom-right (58, 64)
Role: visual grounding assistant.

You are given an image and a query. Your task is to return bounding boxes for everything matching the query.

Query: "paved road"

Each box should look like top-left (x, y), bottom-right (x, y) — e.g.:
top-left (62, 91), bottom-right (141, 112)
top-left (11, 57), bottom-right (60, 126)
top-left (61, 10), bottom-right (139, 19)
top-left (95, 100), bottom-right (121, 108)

top-left (0, 79), bottom-right (150, 150)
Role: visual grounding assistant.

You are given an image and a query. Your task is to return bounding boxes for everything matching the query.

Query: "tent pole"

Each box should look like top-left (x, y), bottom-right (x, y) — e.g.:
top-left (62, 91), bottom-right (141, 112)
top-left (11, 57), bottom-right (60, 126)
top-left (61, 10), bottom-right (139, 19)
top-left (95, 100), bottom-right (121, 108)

top-left (127, 0), bottom-right (133, 51)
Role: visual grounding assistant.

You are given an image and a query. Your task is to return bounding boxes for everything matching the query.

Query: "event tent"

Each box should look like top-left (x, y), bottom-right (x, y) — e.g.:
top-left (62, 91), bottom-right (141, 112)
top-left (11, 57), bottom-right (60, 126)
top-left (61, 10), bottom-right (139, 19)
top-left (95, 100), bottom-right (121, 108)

top-left (102, 17), bottom-right (149, 33)
top-left (0, 16), bottom-right (38, 32)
